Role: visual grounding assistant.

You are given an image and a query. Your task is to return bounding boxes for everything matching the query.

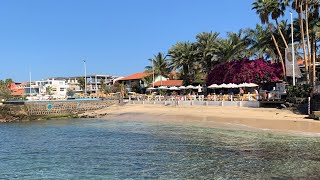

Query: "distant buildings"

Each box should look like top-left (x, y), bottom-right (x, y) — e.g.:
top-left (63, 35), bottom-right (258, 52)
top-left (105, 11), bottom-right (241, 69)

top-left (11, 74), bottom-right (121, 99)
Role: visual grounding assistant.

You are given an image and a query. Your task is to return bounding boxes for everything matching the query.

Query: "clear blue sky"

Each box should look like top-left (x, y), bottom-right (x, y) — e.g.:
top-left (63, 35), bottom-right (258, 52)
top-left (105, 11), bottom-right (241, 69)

top-left (0, 0), bottom-right (292, 82)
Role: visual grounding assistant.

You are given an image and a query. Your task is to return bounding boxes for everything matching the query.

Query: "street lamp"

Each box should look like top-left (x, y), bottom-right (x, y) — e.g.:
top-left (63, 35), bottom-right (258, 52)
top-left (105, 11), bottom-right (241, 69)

top-left (83, 57), bottom-right (87, 95)
top-left (290, 12), bottom-right (296, 86)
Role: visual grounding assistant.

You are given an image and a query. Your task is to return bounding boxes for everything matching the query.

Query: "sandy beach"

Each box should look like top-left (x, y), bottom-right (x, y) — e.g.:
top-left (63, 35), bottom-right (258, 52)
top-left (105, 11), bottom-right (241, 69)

top-left (93, 104), bottom-right (320, 135)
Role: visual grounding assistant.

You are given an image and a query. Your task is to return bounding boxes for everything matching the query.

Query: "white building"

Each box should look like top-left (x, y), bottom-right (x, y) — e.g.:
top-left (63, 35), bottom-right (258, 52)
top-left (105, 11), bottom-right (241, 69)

top-left (34, 78), bottom-right (69, 98)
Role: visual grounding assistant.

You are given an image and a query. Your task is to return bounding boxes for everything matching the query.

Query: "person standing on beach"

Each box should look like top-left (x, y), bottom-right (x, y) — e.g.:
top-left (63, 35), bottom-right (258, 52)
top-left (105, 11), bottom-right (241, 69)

top-left (254, 89), bottom-right (259, 100)
top-left (239, 88), bottom-right (244, 101)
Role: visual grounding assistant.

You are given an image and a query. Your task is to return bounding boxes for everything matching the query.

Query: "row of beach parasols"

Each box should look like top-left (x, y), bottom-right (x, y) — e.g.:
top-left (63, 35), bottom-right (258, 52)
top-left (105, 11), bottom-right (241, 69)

top-left (208, 83), bottom-right (258, 89)
top-left (147, 83), bottom-right (258, 90)
top-left (147, 85), bottom-right (203, 90)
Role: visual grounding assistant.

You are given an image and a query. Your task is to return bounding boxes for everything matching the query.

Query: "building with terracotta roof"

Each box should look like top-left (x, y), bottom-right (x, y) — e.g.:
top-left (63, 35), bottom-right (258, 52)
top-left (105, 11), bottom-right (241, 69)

top-left (117, 72), bottom-right (167, 92)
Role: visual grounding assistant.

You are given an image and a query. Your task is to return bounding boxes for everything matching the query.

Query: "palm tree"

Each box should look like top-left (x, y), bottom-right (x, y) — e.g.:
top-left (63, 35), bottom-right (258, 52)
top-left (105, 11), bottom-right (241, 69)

top-left (307, 0), bottom-right (320, 86)
top-left (145, 52), bottom-right (171, 79)
top-left (252, 0), bottom-right (286, 76)
top-left (4, 78), bottom-right (13, 88)
top-left (246, 24), bottom-right (277, 59)
top-left (270, 0), bottom-right (290, 48)
top-left (195, 31), bottom-right (220, 75)
top-left (168, 42), bottom-right (198, 85)
top-left (141, 75), bottom-right (153, 88)
top-left (215, 29), bottom-right (252, 62)
top-left (292, 0), bottom-right (310, 83)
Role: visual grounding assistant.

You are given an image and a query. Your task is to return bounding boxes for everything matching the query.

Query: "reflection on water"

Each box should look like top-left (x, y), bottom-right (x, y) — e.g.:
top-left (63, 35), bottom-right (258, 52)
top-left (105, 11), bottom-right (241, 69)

top-left (1, 119), bottom-right (320, 179)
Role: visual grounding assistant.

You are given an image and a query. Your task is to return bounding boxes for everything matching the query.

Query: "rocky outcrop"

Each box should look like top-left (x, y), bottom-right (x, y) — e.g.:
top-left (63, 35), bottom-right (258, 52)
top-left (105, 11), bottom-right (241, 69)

top-left (0, 104), bottom-right (28, 122)
top-left (0, 99), bottom-right (119, 122)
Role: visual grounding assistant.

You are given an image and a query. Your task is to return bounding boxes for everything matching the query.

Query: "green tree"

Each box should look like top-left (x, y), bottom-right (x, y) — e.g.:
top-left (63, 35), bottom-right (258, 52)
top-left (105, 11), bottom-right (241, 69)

top-left (66, 89), bottom-right (75, 97)
top-left (195, 31), bottom-right (220, 75)
top-left (145, 52), bottom-right (171, 78)
top-left (215, 29), bottom-right (252, 62)
top-left (77, 77), bottom-right (85, 91)
top-left (100, 79), bottom-right (106, 93)
top-left (46, 86), bottom-right (53, 95)
top-left (168, 42), bottom-right (199, 85)
top-left (142, 75), bottom-right (153, 88)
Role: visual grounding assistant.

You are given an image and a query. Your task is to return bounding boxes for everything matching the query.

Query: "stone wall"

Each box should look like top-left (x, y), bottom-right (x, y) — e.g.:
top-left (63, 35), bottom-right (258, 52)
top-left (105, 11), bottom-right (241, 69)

top-left (25, 100), bottom-right (118, 116)
top-left (129, 100), bottom-right (260, 108)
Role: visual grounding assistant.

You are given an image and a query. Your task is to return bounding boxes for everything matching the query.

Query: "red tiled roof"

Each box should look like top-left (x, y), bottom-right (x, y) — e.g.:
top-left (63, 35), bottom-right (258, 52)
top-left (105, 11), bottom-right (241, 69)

top-left (11, 89), bottom-right (24, 96)
top-left (118, 72), bottom-right (152, 81)
top-left (152, 80), bottom-right (183, 87)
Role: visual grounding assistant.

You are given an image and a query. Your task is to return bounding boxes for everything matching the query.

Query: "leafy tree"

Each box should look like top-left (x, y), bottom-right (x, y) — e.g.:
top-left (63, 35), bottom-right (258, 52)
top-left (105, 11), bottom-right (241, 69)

top-left (111, 82), bottom-right (120, 93)
top-left (77, 77), bottom-right (85, 91)
top-left (215, 29), bottom-right (252, 62)
top-left (195, 31), bottom-right (220, 74)
top-left (145, 52), bottom-right (171, 78)
top-left (168, 42), bottom-right (199, 85)
top-left (100, 79), bottom-right (106, 93)
top-left (66, 89), bottom-right (75, 97)
top-left (46, 86), bottom-right (53, 95)
top-left (130, 81), bottom-right (140, 93)
top-left (142, 74), bottom-right (153, 87)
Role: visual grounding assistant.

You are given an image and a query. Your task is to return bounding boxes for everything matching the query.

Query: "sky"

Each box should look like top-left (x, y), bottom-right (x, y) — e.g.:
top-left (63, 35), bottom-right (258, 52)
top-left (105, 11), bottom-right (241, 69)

top-left (0, 0), bottom-right (294, 82)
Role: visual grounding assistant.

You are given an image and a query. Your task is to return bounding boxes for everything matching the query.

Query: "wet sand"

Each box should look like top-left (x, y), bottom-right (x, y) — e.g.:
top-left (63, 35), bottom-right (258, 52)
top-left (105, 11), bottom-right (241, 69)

top-left (95, 104), bottom-right (320, 135)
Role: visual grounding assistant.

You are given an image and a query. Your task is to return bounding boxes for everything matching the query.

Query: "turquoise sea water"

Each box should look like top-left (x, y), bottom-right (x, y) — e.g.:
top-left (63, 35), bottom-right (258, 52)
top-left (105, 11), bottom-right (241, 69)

top-left (1, 119), bottom-right (320, 179)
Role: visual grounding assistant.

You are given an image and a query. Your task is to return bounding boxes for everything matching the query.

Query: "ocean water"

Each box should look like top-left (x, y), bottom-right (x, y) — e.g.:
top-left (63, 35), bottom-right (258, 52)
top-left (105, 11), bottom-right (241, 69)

top-left (1, 119), bottom-right (320, 179)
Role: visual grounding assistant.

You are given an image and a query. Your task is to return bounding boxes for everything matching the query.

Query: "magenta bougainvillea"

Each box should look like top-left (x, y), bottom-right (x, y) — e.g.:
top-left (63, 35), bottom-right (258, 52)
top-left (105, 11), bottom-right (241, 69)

top-left (207, 58), bottom-right (283, 85)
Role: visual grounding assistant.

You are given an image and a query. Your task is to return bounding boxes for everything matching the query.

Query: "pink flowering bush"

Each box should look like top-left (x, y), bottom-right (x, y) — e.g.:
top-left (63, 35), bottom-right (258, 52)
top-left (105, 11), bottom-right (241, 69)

top-left (207, 58), bottom-right (283, 85)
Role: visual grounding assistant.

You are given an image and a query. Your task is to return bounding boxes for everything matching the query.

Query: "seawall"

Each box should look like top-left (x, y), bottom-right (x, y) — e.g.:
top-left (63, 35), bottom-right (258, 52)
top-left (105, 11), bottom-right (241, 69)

top-left (0, 99), bottom-right (119, 122)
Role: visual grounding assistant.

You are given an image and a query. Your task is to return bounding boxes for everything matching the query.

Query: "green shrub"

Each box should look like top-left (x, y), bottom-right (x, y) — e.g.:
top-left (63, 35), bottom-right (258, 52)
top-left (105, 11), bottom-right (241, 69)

top-left (286, 84), bottom-right (312, 98)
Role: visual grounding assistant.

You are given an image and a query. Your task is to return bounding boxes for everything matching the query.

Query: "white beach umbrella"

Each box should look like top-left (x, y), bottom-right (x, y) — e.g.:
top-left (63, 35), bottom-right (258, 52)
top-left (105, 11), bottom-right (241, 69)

top-left (168, 86), bottom-right (180, 90)
top-left (219, 83), bottom-right (228, 88)
top-left (186, 85), bottom-right (195, 89)
top-left (247, 83), bottom-right (259, 87)
top-left (178, 86), bottom-right (186, 89)
top-left (238, 83), bottom-right (258, 87)
top-left (197, 85), bottom-right (202, 92)
top-left (208, 84), bottom-right (220, 89)
top-left (238, 83), bottom-right (248, 88)
top-left (158, 86), bottom-right (168, 90)
top-left (227, 83), bottom-right (239, 88)
top-left (147, 87), bottom-right (157, 90)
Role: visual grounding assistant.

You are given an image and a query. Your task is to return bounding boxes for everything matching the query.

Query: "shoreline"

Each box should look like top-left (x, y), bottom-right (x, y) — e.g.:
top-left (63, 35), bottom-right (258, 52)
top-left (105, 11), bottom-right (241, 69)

top-left (95, 104), bottom-right (320, 135)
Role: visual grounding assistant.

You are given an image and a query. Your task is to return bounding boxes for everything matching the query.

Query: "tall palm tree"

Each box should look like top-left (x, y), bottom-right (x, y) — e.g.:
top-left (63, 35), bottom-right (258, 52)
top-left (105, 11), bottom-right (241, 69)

top-left (195, 31), bottom-right (220, 75)
top-left (307, 0), bottom-right (320, 86)
top-left (168, 42), bottom-right (198, 85)
top-left (292, 0), bottom-right (310, 83)
top-left (253, 0), bottom-right (286, 76)
top-left (270, 0), bottom-right (290, 48)
top-left (145, 52), bottom-right (171, 78)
